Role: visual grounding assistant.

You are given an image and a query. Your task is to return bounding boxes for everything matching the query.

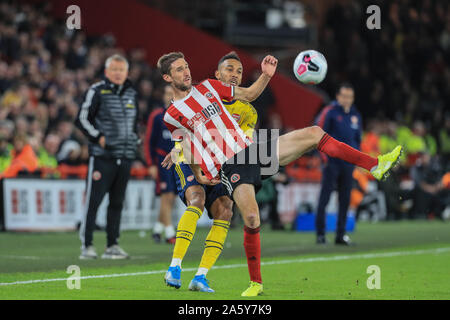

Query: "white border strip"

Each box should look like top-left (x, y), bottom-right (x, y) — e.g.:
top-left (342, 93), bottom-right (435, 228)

top-left (1, 247), bottom-right (449, 286)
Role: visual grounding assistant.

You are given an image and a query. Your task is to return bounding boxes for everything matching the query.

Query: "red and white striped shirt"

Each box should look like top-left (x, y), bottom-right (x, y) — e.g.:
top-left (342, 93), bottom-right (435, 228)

top-left (163, 79), bottom-right (252, 179)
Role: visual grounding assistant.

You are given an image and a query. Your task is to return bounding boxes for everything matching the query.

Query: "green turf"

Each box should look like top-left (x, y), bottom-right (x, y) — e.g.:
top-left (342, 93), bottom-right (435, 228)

top-left (0, 220), bottom-right (449, 299)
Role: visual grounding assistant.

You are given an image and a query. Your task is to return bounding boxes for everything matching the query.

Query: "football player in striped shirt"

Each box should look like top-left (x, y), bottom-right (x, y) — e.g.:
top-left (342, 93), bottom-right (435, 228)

top-left (158, 52), bottom-right (402, 296)
top-left (163, 52), bottom-right (258, 293)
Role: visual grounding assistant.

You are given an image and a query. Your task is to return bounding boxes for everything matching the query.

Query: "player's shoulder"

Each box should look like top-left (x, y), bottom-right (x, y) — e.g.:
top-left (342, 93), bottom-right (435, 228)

top-left (163, 104), bottom-right (176, 119)
top-left (201, 78), bottom-right (231, 88)
top-left (233, 99), bottom-right (255, 112)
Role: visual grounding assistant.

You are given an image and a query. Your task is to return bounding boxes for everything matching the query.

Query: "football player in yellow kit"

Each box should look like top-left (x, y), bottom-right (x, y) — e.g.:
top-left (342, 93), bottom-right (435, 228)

top-left (163, 52), bottom-right (258, 294)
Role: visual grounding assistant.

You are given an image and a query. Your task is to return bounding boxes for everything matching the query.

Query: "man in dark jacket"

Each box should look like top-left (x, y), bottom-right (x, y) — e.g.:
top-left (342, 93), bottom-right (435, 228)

top-left (315, 83), bottom-right (362, 245)
top-left (75, 54), bottom-right (139, 259)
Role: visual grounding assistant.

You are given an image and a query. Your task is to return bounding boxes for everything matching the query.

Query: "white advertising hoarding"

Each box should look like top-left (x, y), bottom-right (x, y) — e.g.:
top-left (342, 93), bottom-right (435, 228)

top-left (2, 179), bottom-right (211, 231)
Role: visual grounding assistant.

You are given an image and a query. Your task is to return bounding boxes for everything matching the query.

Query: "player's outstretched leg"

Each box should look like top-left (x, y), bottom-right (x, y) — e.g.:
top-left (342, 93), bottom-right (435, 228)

top-left (189, 196), bottom-right (233, 293)
top-left (232, 184), bottom-right (263, 297)
top-left (165, 185), bottom-right (206, 289)
top-left (277, 126), bottom-right (402, 180)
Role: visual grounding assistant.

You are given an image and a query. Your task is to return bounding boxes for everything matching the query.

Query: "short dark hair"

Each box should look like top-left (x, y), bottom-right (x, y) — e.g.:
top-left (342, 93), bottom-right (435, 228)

top-left (336, 82), bottom-right (354, 94)
top-left (157, 52), bottom-right (185, 76)
top-left (217, 51), bottom-right (241, 69)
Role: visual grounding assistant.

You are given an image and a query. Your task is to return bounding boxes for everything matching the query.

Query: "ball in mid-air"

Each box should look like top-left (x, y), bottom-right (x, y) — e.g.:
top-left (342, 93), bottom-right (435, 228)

top-left (293, 50), bottom-right (328, 84)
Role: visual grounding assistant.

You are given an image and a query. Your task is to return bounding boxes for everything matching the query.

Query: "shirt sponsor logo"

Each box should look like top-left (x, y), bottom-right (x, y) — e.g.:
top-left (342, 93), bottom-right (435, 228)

top-left (187, 102), bottom-right (222, 129)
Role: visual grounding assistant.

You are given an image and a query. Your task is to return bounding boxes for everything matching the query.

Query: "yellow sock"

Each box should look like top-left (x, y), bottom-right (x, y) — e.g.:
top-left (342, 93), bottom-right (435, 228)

top-left (198, 220), bottom-right (230, 271)
top-left (172, 206), bottom-right (203, 260)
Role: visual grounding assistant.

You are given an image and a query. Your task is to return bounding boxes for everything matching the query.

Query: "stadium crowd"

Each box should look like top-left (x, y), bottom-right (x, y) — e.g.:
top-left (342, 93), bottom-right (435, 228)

top-left (316, 0), bottom-right (450, 220)
top-left (0, 0), bottom-right (448, 222)
top-left (0, 1), bottom-right (164, 180)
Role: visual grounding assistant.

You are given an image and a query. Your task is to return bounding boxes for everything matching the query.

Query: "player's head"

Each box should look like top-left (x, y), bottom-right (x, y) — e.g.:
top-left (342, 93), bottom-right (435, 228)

top-left (336, 82), bottom-right (354, 110)
top-left (157, 52), bottom-right (192, 92)
top-left (215, 51), bottom-right (243, 86)
top-left (104, 54), bottom-right (129, 85)
top-left (162, 84), bottom-right (175, 107)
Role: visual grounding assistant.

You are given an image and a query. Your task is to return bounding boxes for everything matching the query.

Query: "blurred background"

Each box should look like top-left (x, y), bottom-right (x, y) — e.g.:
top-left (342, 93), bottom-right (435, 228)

top-left (0, 0), bottom-right (449, 232)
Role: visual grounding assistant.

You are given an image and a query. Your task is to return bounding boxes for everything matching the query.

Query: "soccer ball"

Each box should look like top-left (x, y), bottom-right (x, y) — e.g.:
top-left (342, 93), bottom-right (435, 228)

top-left (293, 50), bottom-right (327, 84)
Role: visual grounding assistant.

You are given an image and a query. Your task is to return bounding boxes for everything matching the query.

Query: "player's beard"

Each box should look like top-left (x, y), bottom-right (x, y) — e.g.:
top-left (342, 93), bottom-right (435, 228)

top-left (173, 80), bottom-right (192, 92)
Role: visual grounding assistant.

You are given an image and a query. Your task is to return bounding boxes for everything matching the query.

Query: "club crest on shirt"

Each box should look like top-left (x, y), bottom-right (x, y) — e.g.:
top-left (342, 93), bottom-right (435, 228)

top-left (351, 115), bottom-right (359, 129)
top-left (160, 182), bottom-right (167, 190)
top-left (187, 175), bottom-right (195, 182)
top-left (92, 171), bottom-right (101, 181)
top-left (230, 173), bottom-right (240, 183)
top-left (204, 92), bottom-right (213, 99)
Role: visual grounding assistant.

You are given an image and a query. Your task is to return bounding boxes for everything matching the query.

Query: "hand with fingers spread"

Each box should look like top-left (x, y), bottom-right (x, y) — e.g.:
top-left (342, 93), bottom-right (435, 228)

top-left (261, 55), bottom-right (278, 78)
top-left (161, 147), bottom-right (180, 169)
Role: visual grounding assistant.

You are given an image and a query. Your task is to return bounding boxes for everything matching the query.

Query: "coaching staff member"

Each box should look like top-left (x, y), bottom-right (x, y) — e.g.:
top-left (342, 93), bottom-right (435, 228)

top-left (315, 83), bottom-right (361, 246)
top-left (76, 54), bottom-right (139, 259)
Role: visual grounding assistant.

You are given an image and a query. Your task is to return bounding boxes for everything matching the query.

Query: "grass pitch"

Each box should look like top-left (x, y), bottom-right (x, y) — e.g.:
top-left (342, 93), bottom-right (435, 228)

top-left (0, 220), bottom-right (449, 300)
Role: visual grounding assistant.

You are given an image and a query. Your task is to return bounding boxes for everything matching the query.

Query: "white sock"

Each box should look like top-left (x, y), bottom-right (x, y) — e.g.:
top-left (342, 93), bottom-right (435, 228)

top-left (170, 258), bottom-right (182, 268)
top-left (195, 267), bottom-right (208, 276)
top-left (153, 222), bottom-right (164, 234)
top-left (165, 225), bottom-right (175, 239)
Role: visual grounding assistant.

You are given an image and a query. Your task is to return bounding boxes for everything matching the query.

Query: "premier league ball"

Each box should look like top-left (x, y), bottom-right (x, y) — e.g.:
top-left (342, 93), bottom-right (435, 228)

top-left (293, 50), bottom-right (327, 84)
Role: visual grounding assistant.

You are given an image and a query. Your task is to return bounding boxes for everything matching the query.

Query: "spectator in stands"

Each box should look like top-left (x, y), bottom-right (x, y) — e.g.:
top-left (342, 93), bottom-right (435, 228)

top-left (0, 132), bottom-right (38, 178)
top-left (439, 115), bottom-right (450, 165)
top-left (352, 167), bottom-right (386, 223)
top-left (410, 152), bottom-right (447, 219)
top-left (56, 119), bottom-right (83, 166)
top-left (0, 120), bottom-right (14, 142)
top-left (0, 134), bottom-right (12, 173)
top-left (360, 119), bottom-right (381, 158)
top-left (379, 121), bottom-right (399, 155)
top-left (38, 133), bottom-right (60, 170)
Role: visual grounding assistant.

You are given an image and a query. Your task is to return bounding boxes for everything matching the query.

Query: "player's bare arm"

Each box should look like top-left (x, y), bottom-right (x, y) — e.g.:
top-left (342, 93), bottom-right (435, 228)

top-left (234, 55), bottom-right (277, 102)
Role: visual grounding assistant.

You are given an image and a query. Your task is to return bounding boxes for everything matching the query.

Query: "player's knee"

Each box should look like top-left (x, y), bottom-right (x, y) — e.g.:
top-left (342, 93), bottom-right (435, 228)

top-left (307, 125), bottom-right (324, 144)
top-left (187, 188), bottom-right (206, 210)
top-left (217, 205), bottom-right (233, 221)
top-left (244, 212), bottom-right (260, 228)
top-left (188, 197), bottom-right (205, 210)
